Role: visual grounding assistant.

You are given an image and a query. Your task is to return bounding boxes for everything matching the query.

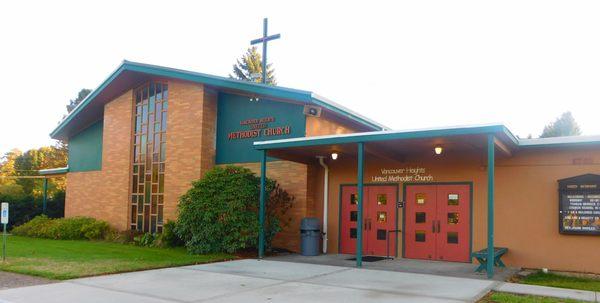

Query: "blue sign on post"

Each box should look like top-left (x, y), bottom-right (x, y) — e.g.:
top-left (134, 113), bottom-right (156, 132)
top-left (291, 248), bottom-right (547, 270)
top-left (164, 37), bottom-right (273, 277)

top-left (1, 202), bottom-right (7, 261)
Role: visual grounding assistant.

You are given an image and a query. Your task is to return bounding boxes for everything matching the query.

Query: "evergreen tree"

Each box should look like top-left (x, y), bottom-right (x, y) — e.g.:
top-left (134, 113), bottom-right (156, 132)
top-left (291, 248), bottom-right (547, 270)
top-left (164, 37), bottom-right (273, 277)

top-left (66, 88), bottom-right (92, 113)
top-left (540, 112), bottom-right (582, 138)
top-left (229, 47), bottom-right (276, 85)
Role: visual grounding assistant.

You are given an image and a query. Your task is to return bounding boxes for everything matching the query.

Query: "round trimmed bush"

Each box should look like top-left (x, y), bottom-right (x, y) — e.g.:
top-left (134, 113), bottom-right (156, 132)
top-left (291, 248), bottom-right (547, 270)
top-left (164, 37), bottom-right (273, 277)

top-left (175, 166), bottom-right (293, 254)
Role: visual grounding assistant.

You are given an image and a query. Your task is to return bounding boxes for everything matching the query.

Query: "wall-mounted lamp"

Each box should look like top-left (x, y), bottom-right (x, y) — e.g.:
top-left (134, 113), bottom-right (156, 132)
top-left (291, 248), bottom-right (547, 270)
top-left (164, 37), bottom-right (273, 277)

top-left (331, 152), bottom-right (339, 160)
top-left (434, 146), bottom-right (443, 155)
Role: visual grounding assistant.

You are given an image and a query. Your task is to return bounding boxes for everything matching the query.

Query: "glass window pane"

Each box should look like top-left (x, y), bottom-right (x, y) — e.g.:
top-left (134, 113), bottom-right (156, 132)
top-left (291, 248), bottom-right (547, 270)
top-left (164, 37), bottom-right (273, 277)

top-left (350, 228), bottom-right (357, 239)
top-left (377, 229), bottom-right (386, 240)
top-left (158, 205), bottom-right (163, 224)
top-left (131, 82), bottom-right (167, 233)
top-left (447, 232), bottom-right (459, 244)
top-left (350, 211), bottom-right (357, 222)
top-left (377, 211), bottom-right (387, 223)
top-left (448, 212), bottom-right (459, 224)
top-left (448, 193), bottom-right (459, 205)
top-left (416, 193), bottom-right (426, 205)
top-left (415, 230), bottom-right (426, 242)
top-left (377, 194), bottom-right (387, 205)
top-left (350, 194), bottom-right (357, 205)
top-left (415, 212), bottom-right (426, 223)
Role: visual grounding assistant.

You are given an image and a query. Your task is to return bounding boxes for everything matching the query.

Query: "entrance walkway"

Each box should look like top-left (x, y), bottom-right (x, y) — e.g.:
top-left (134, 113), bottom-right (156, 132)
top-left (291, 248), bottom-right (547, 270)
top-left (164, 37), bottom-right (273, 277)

top-left (267, 253), bottom-right (519, 281)
top-left (0, 259), bottom-right (498, 302)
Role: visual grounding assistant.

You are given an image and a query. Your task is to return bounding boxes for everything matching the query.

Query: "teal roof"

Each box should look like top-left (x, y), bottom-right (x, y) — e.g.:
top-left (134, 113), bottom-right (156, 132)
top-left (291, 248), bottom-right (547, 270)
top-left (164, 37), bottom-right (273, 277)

top-left (518, 135), bottom-right (600, 148)
top-left (254, 123), bottom-right (600, 151)
top-left (254, 124), bottom-right (520, 150)
top-left (51, 60), bottom-right (387, 139)
top-left (39, 167), bottom-right (69, 175)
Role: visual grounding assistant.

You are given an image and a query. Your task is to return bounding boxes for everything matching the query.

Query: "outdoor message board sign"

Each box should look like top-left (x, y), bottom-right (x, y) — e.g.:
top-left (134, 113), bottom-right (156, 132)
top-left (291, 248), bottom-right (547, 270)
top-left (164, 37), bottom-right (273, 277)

top-left (558, 174), bottom-right (600, 235)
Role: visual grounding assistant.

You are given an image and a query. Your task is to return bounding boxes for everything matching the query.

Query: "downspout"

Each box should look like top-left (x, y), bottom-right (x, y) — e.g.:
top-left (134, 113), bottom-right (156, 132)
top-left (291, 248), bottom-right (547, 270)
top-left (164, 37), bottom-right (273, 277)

top-left (317, 156), bottom-right (329, 254)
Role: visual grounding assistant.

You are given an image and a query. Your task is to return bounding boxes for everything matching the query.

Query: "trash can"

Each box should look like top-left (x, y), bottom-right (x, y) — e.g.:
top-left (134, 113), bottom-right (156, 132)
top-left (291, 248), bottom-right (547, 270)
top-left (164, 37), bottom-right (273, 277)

top-left (300, 217), bottom-right (320, 256)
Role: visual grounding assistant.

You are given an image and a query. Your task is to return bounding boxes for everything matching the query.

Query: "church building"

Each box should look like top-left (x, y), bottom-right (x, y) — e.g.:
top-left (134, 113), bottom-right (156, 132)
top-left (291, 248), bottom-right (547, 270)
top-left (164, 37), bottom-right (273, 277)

top-left (44, 60), bottom-right (600, 276)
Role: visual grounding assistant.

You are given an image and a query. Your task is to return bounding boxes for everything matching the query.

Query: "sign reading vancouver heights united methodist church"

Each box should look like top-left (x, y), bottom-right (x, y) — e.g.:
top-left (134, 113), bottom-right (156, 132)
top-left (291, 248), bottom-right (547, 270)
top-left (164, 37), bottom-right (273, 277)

top-left (216, 92), bottom-right (306, 164)
top-left (227, 116), bottom-right (292, 140)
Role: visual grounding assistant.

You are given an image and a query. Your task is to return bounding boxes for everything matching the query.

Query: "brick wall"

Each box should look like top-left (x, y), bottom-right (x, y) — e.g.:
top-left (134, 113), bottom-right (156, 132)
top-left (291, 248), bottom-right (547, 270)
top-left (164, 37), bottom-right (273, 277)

top-left (65, 89), bottom-right (133, 230)
top-left (235, 161), bottom-right (309, 251)
top-left (163, 80), bottom-right (216, 223)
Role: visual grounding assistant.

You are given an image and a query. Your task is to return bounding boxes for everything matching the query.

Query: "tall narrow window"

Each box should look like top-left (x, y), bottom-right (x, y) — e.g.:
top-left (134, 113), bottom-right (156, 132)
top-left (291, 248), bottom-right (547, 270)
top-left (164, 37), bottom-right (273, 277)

top-left (130, 82), bottom-right (168, 233)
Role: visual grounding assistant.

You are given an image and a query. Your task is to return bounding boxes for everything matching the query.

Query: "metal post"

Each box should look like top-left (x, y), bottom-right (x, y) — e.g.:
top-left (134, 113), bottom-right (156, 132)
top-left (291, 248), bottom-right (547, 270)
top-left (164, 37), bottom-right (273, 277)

top-left (258, 150), bottom-right (267, 258)
top-left (2, 223), bottom-right (6, 261)
top-left (262, 18), bottom-right (268, 84)
top-left (43, 178), bottom-right (48, 214)
top-left (356, 142), bottom-right (365, 267)
top-left (487, 134), bottom-right (495, 278)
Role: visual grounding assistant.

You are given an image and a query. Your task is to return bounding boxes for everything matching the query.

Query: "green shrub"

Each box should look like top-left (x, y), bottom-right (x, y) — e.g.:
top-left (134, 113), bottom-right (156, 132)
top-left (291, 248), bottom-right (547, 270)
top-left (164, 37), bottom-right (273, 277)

top-left (157, 221), bottom-right (184, 247)
top-left (81, 220), bottom-right (111, 240)
top-left (175, 166), bottom-right (294, 254)
top-left (12, 215), bottom-right (113, 240)
top-left (12, 215), bottom-right (53, 238)
top-left (134, 233), bottom-right (156, 247)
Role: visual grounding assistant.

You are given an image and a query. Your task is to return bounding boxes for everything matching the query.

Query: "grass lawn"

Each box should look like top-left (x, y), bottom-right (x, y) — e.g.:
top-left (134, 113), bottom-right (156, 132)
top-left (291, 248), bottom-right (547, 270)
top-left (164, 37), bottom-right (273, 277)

top-left (0, 236), bottom-right (233, 280)
top-left (519, 271), bottom-right (600, 292)
top-left (480, 292), bottom-right (587, 303)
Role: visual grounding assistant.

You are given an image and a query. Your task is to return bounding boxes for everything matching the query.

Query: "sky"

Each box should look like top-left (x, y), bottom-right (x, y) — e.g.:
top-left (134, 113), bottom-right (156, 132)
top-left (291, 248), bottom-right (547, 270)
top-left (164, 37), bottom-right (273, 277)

top-left (1, 0), bottom-right (599, 155)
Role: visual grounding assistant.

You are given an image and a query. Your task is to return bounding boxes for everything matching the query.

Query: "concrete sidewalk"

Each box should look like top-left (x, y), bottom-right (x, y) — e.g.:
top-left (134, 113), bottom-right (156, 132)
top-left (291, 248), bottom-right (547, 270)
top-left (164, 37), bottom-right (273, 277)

top-left (0, 259), bottom-right (596, 302)
top-left (0, 259), bottom-right (496, 302)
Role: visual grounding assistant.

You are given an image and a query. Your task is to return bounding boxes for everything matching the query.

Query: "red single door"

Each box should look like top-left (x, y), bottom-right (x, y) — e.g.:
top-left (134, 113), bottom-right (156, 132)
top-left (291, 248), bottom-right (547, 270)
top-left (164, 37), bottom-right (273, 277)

top-left (340, 186), bottom-right (361, 255)
top-left (435, 185), bottom-right (471, 262)
top-left (364, 186), bottom-right (397, 256)
top-left (404, 185), bottom-right (438, 260)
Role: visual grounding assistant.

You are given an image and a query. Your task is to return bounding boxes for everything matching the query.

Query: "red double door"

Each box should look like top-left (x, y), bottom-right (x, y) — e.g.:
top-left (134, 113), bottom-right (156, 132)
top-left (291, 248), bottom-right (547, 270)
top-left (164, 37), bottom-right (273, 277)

top-left (340, 185), bottom-right (397, 256)
top-left (404, 184), bottom-right (471, 262)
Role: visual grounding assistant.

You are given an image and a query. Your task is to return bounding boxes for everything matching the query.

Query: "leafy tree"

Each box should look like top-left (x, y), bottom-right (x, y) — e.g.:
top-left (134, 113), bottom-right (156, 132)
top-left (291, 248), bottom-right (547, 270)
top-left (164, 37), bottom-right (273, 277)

top-left (229, 47), bottom-right (277, 85)
top-left (175, 166), bottom-right (293, 254)
top-left (66, 88), bottom-right (92, 113)
top-left (540, 112), bottom-right (582, 138)
top-left (1, 144), bottom-right (67, 198)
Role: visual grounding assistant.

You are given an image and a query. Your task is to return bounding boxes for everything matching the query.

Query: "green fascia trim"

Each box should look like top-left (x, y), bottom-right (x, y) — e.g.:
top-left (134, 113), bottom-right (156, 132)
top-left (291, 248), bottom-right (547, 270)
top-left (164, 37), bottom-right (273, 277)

top-left (254, 124), bottom-right (517, 150)
top-left (52, 61), bottom-right (385, 139)
top-left (38, 167), bottom-right (69, 175)
top-left (51, 64), bottom-right (125, 139)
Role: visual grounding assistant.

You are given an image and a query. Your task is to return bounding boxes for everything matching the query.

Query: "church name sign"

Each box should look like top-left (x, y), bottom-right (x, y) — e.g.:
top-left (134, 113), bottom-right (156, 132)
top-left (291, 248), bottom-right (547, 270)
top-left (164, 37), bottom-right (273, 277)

top-left (371, 167), bottom-right (433, 182)
top-left (227, 116), bottom-right (292, 140)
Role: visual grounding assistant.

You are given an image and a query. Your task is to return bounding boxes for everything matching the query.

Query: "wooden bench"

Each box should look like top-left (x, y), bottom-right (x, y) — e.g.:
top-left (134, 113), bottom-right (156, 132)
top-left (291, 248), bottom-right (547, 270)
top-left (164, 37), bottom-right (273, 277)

top-left (471, 247), bottom-right (508, 272)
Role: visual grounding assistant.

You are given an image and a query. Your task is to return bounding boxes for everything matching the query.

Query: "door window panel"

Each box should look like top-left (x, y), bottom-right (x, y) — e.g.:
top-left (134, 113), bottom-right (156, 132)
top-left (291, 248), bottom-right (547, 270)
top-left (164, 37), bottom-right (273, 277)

top-left (448, 212), bottom-right (459, 224)
top-left (415, 230), bottom-right (426, 242)
top-left (377, 229), bottom-right (387, 240)
top-left (447, 232), bottom-right (459, 244)
top-left (415, 212), bottom-right (426, 223)
top-left (350, 228), bottom-right (357, 239)
top-left (350, 211), bottom-right (358, 222)
top-left (377, 194), bottom-right (387, 205)
top-left (377, 211), bottom-right (387, 223)
top-left (448, 193), bottom-right (459, 205)
top-left (350, 194), bottom-right (357, 205)
top-left (416, 193), bottom-right (426, 205)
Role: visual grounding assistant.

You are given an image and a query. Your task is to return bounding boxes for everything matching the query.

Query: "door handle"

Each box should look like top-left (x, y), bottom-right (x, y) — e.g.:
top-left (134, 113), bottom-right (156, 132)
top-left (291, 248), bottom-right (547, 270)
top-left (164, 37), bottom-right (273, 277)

top-left (432, 220), bottom-right (435, 233)
top-left (437, 220), bottom-right (441, 234)
top-left (364, 219), bottom-right (368, 231)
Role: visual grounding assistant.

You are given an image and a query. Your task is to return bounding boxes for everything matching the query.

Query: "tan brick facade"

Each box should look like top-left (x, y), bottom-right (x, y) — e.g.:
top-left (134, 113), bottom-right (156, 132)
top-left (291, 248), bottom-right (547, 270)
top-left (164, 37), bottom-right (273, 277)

top-left (162, 80), bottom-right (217, 223)
top-left (64, 80), bottom-right (364, 253)
top-left (65, 89), bottom-right (133, 230)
